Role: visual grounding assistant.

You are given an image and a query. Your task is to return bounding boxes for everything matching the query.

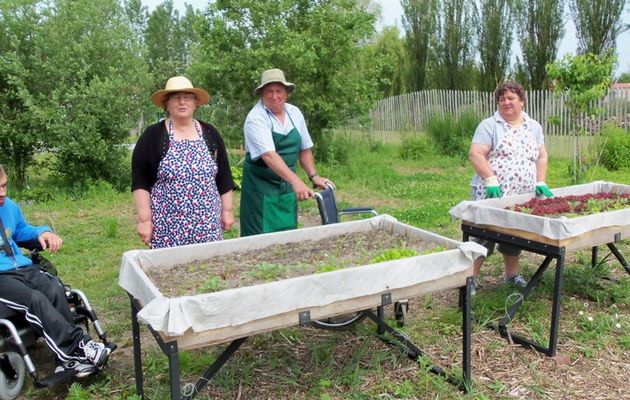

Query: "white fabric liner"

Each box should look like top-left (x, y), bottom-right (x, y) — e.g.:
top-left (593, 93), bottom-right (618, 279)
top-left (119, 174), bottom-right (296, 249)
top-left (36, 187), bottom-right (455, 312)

top-left (450, 181), bottom-right (630, 241)
top-left (119, 215), bottom-right (486, 338)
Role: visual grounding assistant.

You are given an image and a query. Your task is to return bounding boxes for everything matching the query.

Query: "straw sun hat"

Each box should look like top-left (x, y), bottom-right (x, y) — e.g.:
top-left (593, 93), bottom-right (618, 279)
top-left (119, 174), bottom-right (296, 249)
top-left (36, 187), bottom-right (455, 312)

top-left (254, 69), bottom-right (295, 96)
top-left (150, 76), bottom-right (210, 108)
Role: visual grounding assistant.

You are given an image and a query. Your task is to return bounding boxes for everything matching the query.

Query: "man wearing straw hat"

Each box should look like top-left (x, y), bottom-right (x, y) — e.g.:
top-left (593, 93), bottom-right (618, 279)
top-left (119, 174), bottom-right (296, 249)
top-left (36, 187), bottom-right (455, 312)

top-left (240, 68), bottom-right (333, 236)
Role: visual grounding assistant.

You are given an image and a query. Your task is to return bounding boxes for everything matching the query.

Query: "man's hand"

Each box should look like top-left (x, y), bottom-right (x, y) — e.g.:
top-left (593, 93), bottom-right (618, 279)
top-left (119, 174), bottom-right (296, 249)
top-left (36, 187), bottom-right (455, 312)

top-left (484, 176), bottom-right (502, 199)
top-left (137, 220), bottom-right (153, 246)
top-left (535, 182), bottom-right (554, 198)
top-left (292, 180), bottom-right (314, 200)
top-left (311, 175), bottom-right (335, 190)
top-left (39, 231), bottom-right (62, 253)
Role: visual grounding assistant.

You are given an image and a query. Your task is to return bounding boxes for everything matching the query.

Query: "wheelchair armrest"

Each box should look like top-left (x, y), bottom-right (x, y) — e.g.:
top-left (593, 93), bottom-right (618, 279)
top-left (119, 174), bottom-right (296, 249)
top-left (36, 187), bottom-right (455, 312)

top-left (16, 240), bottom-right (43, 252)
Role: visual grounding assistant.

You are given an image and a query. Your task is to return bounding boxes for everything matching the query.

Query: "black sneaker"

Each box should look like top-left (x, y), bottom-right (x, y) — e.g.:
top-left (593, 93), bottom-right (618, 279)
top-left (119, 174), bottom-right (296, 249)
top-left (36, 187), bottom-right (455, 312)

top-left (55, 360), bottom-right (98, 378)
top-left (80, 340), bottom-right (111, 368)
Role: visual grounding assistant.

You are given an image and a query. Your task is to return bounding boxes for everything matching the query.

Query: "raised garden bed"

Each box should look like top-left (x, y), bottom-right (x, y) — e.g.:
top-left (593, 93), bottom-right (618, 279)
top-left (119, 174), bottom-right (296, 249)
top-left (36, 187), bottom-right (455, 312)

top-left (145, 229), bottom-right (443, 297)
top-left (120, 215), bottom-right (483, 346)
top-left (450, 181), bottom-right (630, 247)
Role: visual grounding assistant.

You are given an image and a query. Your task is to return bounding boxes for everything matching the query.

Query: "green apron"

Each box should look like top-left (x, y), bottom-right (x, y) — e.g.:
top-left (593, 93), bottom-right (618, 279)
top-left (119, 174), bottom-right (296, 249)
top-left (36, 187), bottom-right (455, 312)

top-left (240, 115), bottom-right (302, 237)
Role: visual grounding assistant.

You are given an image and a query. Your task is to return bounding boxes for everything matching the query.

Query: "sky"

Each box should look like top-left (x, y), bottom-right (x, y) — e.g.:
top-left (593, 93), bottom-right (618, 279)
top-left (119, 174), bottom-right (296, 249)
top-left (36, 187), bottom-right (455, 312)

top-left (143, 0), bottom-right (630, 76)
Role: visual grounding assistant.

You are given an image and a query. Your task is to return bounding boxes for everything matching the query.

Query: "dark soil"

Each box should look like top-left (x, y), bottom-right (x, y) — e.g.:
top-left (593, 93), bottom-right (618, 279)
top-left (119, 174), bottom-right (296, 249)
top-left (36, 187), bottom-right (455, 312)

top-left (145, 229), bottom-right (441, 297)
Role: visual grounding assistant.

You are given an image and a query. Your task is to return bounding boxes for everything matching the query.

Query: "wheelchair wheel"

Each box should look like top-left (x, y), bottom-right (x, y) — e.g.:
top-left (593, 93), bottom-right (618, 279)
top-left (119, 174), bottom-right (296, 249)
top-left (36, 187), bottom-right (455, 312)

top-left (394, 301), bottom-right (408, 327)
top-left (311, 312), bottom-right (367, 330)
top-left (0, 352), bottom-right (25, 400)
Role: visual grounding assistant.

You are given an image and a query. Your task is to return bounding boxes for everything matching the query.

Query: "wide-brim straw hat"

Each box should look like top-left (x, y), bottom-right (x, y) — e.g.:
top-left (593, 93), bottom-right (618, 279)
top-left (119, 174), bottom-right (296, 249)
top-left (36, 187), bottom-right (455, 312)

top-left (254, 69), bottom-right (295, 96)
top-left (150, 76), bottom-right (210, 108)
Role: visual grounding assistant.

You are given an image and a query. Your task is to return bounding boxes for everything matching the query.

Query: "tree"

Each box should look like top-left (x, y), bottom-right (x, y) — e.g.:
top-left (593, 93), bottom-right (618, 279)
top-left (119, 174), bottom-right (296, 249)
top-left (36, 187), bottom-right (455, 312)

top-left (569, 0), bottom-right (626, 58)
top-left (0, 0), bottom-right (45, 184)
top-left (192, 0), bottom-right (380, 145)
top-left (477, 0), bottom-right (513, 91)
top-left (546, 52), bottom-right (615, 182)
top-left (145, 1), bottom-right (202, 84)
top-left (0, 0), bottom-right (150, 187)
top-left (401, 0), bottom-right (439, 91)
top-left (363, 26), bottom-right (410, 97)
top-left (617, 71), bottom-right (630, 83)
top-left (434, 0), bottom-right (477, 90)
top-left (514, 0), bottom-right (565, 89)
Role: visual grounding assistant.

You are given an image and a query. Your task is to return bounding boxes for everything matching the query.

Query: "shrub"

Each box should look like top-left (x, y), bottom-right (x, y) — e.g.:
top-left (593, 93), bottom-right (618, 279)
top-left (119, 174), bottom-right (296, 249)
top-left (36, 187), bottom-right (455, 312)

top-left (424, 110), bottom-right (480, 159)
top-left (399, 135), bottom-right (433, 160)
top-left (600, 124), bottom-right (630, 170)
top-left (314, 132), bottom-right (353, 166)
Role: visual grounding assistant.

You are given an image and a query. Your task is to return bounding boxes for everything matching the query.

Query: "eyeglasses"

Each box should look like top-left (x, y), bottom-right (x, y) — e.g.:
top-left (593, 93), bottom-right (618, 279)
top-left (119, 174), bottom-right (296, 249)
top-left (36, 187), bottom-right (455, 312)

top-left (167, 92), bottom-right (196, 102)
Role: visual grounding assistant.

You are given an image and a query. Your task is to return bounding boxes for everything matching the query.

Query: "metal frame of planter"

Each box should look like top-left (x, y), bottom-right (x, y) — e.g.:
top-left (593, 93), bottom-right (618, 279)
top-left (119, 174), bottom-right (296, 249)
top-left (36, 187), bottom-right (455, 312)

top-left (462, 223), bottom-right (629, 357)
top-left (128, 278), bottom-right (474, 400)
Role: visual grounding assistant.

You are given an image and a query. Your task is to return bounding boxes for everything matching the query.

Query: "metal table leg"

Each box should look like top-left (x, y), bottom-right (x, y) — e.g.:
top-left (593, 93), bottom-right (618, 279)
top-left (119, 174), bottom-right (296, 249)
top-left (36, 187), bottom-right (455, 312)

top-left (129, 295), bottom-right (144, 398)
top-left (461, 277), bottom-right (473, 393)
top-left (607, 243), bottom-right (630, 275)
top-left (547, 250), bottom-right (565, 357)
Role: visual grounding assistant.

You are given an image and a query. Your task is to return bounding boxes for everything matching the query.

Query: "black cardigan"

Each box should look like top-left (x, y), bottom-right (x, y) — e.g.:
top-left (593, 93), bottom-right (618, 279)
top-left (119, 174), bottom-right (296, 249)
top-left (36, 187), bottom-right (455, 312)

top-left (131, 120), bottom-right (234, 195)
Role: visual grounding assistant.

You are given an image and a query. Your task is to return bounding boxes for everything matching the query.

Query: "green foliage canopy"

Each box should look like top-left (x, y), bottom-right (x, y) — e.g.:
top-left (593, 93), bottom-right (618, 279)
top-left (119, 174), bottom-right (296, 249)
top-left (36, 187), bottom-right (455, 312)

top-left (477, 0), bottom-right (513, 91)
top-left (401, 0), bottom-right (439, 91)
top-left (363, 26), bottom-right (409, 97)
top-left (434, 0), bottom-right (477, 90)
top-left (546, 52), bottom-right (615, 182)
top-left (546, 52), bottom-right (615, 118)
top-left (191, 0), bottom-right (381, 145)
top-left (514, 0), bottom-right (565, 89)
top-left (0, 0), bottom-right (151, 188)
top-left (569, 0), bottom-right (626, 58)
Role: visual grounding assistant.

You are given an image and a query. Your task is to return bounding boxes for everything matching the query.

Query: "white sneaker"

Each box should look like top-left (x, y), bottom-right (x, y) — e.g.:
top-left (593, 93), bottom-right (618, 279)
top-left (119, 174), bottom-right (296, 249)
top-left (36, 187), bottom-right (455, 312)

top-left (504, 274), bottom-right (528, 288)
top-left (55, 359), bottom-right (98, 378)
top-left (80, 340), bottom-right (111, 368)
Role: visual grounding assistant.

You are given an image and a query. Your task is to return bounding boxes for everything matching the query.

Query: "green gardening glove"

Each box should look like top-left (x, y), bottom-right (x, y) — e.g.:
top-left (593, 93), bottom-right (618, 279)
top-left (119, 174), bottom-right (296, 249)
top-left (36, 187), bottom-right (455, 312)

top-left (484, 176), bottom-right (502, 199)
top-left (535, 182), bottom-right (554, 198)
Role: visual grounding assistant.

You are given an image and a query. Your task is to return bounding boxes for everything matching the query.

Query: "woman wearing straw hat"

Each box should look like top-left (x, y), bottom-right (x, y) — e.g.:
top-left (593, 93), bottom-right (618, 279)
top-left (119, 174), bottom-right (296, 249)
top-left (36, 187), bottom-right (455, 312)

top-left (240, 68), bottom-right (333, 237)
top-left (131, 76), bottom-right (235, 248)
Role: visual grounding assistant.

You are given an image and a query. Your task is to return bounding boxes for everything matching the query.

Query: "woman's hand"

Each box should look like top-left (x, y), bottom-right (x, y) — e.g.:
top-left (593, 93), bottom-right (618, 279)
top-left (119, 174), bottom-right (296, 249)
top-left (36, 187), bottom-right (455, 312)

top-left (221, 209), bottom-right (235, 231)
top-left (137, 220), bottom-right (153, 246)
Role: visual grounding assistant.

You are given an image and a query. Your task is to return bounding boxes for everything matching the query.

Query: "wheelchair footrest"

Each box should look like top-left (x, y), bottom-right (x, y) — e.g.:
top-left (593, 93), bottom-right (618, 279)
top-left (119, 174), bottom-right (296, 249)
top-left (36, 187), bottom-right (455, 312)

top-left (36, 369), bottom-right (82, 388)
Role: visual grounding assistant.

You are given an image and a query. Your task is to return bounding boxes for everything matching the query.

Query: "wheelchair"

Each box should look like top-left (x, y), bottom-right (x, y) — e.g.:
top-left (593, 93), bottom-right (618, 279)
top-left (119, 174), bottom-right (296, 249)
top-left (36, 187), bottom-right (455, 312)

top-left (0, 240), bottom-right (116, 400)
top-left (310, 184), bottom-right (409, 329)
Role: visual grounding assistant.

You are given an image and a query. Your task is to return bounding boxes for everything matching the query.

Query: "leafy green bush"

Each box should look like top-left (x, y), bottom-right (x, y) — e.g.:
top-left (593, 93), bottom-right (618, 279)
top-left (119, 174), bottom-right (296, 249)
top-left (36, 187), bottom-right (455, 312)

top-left (399, 135), bottom-right (433, 160)
top-left (231, 165), bottom-right (243, 190)
top-left (600, 124), bottom-right (630, 170)
top-left (314, 132), bottom-right (354, 166)
top-left (424, 110), bottom-right (480, 159)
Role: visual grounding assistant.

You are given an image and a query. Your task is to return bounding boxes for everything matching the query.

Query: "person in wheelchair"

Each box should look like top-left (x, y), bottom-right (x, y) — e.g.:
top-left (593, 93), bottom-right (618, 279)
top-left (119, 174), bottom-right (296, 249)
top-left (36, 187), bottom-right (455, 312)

top-left (0, 165), bottom-right (111, 378)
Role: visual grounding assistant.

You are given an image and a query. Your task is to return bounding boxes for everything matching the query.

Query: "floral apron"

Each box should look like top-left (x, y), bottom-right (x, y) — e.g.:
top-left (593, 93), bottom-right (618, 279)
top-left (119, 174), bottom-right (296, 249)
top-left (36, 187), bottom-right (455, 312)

top-left (240, 113), bottom-right (301, 237)
top-left (473, 124), bottom-right (539, 200)
top-left (150, 121), bottom-right (222, 248)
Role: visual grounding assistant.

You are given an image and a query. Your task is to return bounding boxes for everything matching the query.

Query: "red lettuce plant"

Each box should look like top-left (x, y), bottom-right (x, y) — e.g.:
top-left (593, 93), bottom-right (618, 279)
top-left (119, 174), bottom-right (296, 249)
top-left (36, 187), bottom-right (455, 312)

top-left (508, 192), bottom-right (630, 217)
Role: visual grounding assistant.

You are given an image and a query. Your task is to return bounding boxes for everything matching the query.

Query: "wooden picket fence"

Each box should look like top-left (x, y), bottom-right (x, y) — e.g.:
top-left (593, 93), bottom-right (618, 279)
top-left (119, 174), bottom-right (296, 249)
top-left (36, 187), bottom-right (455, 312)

top-left (341, 89), bottom-right (630, 158)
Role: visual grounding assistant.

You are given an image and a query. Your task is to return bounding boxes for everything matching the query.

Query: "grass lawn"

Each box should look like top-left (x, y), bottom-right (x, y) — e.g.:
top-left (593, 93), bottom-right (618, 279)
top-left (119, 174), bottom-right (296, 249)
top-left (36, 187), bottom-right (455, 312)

top-left (13, 139), bottom-right (630, 399)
